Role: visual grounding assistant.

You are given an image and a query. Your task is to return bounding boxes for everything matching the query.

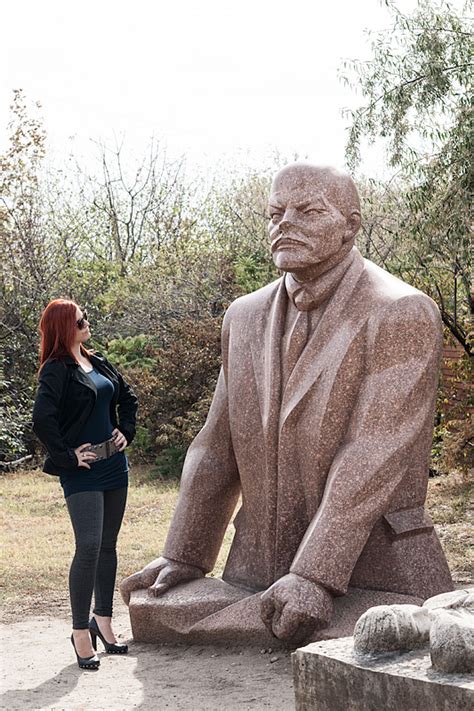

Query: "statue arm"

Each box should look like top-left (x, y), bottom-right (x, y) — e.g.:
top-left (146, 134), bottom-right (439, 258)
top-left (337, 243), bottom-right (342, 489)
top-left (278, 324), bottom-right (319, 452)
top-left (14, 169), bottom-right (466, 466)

top-left (162, 309), bottom-right (241, 572)
top-left (121, 311), bottom-right (241, 603)
top-left (290, 294), bottom-right (442, 595)
top-left (162, 367), bottom-right (241, 572)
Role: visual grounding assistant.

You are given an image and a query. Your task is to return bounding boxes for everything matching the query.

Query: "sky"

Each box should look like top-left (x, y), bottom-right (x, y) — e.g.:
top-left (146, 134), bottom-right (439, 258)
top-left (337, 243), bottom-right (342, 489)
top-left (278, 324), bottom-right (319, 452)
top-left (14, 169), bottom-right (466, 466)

top-left (0, 0), bottom-right (458, 179)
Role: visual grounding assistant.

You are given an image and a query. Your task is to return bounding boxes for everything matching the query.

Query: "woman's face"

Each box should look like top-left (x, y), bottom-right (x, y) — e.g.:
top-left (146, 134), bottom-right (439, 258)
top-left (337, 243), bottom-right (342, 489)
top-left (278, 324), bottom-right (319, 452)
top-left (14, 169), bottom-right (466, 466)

top-left (74, 306), bottom-right (91, 345)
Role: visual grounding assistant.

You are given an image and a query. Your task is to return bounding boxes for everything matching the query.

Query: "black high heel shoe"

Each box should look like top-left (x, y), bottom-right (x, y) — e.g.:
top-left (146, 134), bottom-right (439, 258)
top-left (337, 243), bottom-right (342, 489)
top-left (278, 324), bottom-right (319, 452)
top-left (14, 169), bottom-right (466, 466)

top-left (89, 617), bottom-right (128, 654)
top-left (70, 634), bottom-right (100, 670)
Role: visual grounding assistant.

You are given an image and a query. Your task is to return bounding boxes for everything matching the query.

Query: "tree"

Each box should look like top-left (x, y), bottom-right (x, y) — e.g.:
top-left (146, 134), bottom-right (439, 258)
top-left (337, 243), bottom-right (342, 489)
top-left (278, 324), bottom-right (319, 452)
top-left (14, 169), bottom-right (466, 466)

top-left (0, 92), bottom-right (283, 465)
top-left (0, 89), bottom-right (50, 460)
top-left (342, 0), bottom-right (472, 355)
top-left (79, 139), bottom-right (191, 275)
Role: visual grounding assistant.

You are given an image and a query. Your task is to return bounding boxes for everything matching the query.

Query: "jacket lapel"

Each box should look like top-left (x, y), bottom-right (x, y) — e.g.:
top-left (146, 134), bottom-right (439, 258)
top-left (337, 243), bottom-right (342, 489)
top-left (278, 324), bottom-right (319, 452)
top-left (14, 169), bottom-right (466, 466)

top-left (280, 251), bottom-right (365, 429)
top-left (250, 278), bottom-right (287, 438)
top-left (71, 366), bottom-right (98, 397)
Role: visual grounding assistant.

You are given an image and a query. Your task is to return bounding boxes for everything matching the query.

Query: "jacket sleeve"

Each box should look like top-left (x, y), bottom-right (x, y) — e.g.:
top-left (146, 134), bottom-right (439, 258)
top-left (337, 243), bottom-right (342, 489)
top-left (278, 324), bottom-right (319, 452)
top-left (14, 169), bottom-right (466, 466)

top-left (163, 310), bottom-right (241, 572)
top-left (102, 357), bottom-right (138, 445)
top-left (290, 294), bottom-right (443, 594)
top-left (32, 361), bottom-right (78, 470)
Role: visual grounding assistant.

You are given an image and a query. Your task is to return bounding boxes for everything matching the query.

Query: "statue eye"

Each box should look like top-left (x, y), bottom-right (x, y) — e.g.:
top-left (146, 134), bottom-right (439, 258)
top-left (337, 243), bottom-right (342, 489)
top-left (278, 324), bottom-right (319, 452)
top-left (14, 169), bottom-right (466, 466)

top-left (270, 213), bottom-right (282, 222)
top-left (304, 208), bottom-right (326, 215)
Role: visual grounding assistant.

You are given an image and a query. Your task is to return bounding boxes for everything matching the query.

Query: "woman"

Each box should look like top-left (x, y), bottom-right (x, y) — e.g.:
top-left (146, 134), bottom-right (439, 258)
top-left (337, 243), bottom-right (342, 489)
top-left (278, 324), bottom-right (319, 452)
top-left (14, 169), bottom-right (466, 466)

top-left (32, 299), bottom-right (138, 670)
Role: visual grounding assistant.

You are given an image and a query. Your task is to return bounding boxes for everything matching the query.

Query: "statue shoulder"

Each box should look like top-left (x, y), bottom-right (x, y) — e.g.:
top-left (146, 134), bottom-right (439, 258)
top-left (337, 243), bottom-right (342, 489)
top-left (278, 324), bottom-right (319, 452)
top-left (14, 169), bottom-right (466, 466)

top-left (363, 259), bottom-right (440, 322)
top-left (382, 293), bottom-right (442, 340)
top-left (224, 277), bottom-right (283, 324)
top-left (367, 290), bottom-right (443, 358)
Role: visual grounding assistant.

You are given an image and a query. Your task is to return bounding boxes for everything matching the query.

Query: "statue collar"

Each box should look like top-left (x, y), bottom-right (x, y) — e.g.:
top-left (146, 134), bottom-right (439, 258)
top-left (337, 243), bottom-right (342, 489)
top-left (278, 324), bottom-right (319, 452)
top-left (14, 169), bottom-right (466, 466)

top-left (285, 247), bottom-right (358, 312)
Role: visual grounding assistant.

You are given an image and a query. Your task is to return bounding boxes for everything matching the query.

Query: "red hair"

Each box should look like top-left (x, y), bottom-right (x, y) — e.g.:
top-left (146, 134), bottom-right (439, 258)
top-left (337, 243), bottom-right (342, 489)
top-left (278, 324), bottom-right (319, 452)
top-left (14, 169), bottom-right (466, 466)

top-left (38, 299), bottom-right (91, 368)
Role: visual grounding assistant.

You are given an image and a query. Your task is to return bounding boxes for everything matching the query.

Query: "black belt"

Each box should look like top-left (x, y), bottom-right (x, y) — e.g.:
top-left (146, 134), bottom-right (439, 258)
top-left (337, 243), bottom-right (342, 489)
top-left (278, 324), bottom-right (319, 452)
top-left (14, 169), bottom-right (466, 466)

top-left (84, 437), bottom-right (120, 461)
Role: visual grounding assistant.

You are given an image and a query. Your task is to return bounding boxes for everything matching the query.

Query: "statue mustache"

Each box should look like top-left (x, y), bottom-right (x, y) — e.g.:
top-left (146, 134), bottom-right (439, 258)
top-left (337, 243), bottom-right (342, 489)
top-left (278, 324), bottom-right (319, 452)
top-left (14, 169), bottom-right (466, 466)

top-left (271, 230), bottom-right (309, 253)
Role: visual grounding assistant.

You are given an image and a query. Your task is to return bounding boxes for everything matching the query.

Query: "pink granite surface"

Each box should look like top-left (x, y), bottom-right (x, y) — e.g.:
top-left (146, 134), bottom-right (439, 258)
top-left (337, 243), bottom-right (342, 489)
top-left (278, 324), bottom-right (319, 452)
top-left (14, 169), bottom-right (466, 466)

top-left (128, 578), bottom-right (423, 647)
top-left (122, 164), bottom-right (452, 644)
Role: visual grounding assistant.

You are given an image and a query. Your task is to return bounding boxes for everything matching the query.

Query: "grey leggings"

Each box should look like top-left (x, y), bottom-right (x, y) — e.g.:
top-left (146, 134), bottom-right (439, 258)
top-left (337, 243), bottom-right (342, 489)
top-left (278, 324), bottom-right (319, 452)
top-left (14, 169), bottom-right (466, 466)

top-left (66, 488), bottom-right (127, 629)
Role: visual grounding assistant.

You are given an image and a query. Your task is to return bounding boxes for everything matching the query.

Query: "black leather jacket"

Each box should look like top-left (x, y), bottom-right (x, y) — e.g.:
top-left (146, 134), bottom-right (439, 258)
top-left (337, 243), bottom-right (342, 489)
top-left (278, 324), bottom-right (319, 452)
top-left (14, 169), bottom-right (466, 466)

top-left (32, 352), bottom-right (138, 475)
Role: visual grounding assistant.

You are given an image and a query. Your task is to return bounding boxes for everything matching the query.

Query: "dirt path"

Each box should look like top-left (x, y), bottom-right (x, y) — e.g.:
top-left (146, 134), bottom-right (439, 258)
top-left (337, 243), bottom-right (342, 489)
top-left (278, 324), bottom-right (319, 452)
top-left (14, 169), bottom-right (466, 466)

top-left (0, 601), bottom-right (294, 710)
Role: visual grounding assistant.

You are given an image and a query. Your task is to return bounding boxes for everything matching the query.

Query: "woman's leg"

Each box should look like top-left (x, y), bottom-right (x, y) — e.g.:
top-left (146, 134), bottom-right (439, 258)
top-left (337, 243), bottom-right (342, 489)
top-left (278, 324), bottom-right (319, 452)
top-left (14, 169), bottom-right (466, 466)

top-left (93, 486), bottom-right (128, 636)
top-left (66, 490), bottom-right (104, 656)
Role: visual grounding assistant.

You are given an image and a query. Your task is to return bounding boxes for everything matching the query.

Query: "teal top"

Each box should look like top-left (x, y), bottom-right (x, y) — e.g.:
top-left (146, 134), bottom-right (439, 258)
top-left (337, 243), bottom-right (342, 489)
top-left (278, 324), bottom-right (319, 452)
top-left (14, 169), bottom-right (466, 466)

top-left (59, 368), bottom-right (128, 497)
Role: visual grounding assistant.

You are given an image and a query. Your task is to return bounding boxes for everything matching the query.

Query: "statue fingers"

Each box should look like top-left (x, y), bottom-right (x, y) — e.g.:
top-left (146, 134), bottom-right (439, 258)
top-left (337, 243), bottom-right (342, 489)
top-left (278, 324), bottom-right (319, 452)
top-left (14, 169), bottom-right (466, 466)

top-left (272, 606), bottom-right (316, 643)
top-left (148, 582), bottom-right (169, 596)
top-left (120, 570), bottom-right (153, 605)
top-left (271, 604), bottom-right (301, 640)
top-left (148, 563), bottom-right (191, 596)
top-left (119, 578), bottom-right (132, 605)
top-left (260, 590), bottom-right (289, 636)
top-left (142, 556), bottom-right (168, 575)
top-left (260, 590), bottom-right (277, 629)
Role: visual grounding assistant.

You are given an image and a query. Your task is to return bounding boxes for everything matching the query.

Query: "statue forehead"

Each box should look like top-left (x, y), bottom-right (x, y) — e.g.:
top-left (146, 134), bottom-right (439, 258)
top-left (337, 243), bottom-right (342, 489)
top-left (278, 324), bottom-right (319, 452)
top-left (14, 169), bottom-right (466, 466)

top-left (269, 165), bottom-right (352, 206)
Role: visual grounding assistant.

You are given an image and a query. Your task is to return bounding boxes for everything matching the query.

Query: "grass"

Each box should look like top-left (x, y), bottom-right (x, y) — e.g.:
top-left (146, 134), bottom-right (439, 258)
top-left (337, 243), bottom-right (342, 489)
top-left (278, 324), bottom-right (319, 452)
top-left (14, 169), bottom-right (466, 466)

top-left (0, 466), bottom-right (472, 622)
top-left (0, 465), bottom-right (235, 622)
top-left (425, 470), bottom-right (473, 585)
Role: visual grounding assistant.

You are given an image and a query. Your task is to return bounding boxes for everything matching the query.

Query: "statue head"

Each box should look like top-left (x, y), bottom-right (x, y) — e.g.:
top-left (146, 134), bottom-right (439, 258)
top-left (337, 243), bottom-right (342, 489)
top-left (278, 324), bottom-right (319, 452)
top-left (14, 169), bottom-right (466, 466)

top-left (268, 164), bottom-right (361, 275)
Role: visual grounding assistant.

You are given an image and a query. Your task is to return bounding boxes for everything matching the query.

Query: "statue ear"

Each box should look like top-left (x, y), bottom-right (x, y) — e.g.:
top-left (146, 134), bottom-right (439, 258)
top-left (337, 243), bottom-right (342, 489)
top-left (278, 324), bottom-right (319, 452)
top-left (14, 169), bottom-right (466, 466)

top-left (344, 211), bottom-right (361, 242)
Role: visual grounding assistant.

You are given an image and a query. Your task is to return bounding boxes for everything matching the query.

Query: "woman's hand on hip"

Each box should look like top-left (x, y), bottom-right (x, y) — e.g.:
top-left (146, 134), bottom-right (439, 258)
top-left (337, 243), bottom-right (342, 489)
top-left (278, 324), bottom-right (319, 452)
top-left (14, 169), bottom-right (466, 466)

top-left (112, 428), bottom-right (128, 451)
top-left (74, 443), bottom-right (97, 469)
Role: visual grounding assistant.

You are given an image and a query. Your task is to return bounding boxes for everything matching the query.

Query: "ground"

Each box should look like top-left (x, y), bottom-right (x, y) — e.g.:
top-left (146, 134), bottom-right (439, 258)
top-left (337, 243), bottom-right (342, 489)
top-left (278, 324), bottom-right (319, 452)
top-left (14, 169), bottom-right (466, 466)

top-left (0, 467), bottom-right (471, 709)
top-left (0, 604), bottom-right (294, 710)
top-left (0, 468), bottom-right (296, 710)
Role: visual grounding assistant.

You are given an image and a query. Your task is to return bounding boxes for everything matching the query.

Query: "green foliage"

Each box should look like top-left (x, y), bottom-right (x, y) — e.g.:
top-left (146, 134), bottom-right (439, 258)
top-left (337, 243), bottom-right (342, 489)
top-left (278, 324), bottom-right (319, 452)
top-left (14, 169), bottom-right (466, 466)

top-left (150, 446), bottom-right (186, 480)
top-left (438, 417), bottom-right (474, 475)
top-left (111, 316), bottom-right (221, 474)
top-left (3, 81), bottom-right (469, 478)
top-left (234, 252), bottom-right (278, 294)
top-left (127, 424), bottom-right (155, 462)
top-left (343, 0), bottom-right (472, 170)
top-left (436, 352), bottom-right (474, 475)
top-left (0, 361), bottom-right (34, 461)
top-left (103, 335), bottom-right (156, 370)
top-left (343, 0), bottom-right (472, 355)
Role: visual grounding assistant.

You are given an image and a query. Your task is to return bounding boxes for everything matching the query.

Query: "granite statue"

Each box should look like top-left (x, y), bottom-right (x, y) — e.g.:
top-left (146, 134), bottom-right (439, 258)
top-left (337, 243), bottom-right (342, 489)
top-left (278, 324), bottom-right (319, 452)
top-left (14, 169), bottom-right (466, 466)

top-left (121, 164), bottom-right (453, 644)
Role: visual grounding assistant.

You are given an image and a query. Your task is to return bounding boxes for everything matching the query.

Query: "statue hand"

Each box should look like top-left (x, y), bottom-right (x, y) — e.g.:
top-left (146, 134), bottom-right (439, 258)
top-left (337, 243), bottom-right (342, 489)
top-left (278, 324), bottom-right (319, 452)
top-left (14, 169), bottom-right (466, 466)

top-left (148, 557), bottom-right (204, 596)
top-left (120, 556), bottom-right (204, 605)
top-left (260, 573), bottom-right (333, 643)
top-left (120, 557), bottom-right (167, 604)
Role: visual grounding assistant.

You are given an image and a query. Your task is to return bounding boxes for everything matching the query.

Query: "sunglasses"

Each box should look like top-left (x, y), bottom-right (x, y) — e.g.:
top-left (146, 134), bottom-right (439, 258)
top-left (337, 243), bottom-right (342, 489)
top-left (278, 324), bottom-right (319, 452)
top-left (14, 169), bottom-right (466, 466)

top-left (77, 311), bottom-right (88, 330)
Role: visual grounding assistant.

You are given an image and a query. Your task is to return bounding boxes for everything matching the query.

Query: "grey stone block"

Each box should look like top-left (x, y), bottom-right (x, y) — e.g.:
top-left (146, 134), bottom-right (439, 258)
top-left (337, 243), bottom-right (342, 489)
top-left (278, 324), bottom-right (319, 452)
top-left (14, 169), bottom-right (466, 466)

top-left (293, 636), bottom-right (474, 711)
top-left (430, 610), bottom-right (474, 674)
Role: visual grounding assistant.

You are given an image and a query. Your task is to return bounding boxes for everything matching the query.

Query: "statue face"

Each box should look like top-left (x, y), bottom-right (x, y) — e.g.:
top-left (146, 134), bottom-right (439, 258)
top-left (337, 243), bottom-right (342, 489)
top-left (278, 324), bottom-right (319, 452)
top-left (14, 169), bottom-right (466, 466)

top-left (268, 170), bottom-right (354, 272)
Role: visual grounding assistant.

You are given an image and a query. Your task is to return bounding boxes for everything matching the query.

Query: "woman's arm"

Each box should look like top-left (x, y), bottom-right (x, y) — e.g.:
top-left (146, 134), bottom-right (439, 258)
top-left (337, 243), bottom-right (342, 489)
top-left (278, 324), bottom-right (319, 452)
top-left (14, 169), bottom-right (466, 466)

top-left (32, 361), bottom-right (78, 469)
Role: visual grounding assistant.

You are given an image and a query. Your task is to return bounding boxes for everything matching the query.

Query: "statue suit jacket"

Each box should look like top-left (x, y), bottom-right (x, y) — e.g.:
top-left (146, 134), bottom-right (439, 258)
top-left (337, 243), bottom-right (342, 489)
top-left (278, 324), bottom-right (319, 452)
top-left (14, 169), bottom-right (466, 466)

top-left (164, 249), bottom-right (453, 599)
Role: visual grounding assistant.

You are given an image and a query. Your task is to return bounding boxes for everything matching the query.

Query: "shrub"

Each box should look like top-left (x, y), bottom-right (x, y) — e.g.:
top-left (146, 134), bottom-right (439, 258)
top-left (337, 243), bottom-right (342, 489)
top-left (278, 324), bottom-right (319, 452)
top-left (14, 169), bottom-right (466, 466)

top-left (434, 350), bottom-right (473, 476)
top-left (110, 316), bottom-right (222, 477)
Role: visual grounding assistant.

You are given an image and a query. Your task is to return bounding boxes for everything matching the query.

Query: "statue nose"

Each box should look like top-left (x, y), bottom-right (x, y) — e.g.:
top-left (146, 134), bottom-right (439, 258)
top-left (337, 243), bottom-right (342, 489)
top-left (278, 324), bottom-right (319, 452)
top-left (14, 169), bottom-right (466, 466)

top-left (280, 209), bottom-right (296, 231)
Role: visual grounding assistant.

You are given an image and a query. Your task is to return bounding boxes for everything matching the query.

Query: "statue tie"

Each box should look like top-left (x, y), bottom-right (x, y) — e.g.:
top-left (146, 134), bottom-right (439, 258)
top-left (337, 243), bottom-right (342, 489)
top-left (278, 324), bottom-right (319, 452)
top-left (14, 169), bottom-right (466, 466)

top-left (282, 309), bottom-right (310, 388)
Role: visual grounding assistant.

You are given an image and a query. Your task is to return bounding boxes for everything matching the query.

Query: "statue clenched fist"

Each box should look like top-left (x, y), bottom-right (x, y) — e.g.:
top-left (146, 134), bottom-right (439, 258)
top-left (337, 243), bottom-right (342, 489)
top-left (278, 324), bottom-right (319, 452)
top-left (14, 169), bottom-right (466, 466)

top-left (261, 574), bottom-right (333, 643)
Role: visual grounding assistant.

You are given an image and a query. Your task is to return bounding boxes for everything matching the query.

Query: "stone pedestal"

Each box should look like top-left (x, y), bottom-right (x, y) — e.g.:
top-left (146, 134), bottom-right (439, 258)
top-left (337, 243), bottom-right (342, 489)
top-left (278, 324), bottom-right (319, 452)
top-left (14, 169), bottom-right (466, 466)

top-left (128, 577), bottom-right (422, 646)
top-left (293, 636), bottom-right (474, 710)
